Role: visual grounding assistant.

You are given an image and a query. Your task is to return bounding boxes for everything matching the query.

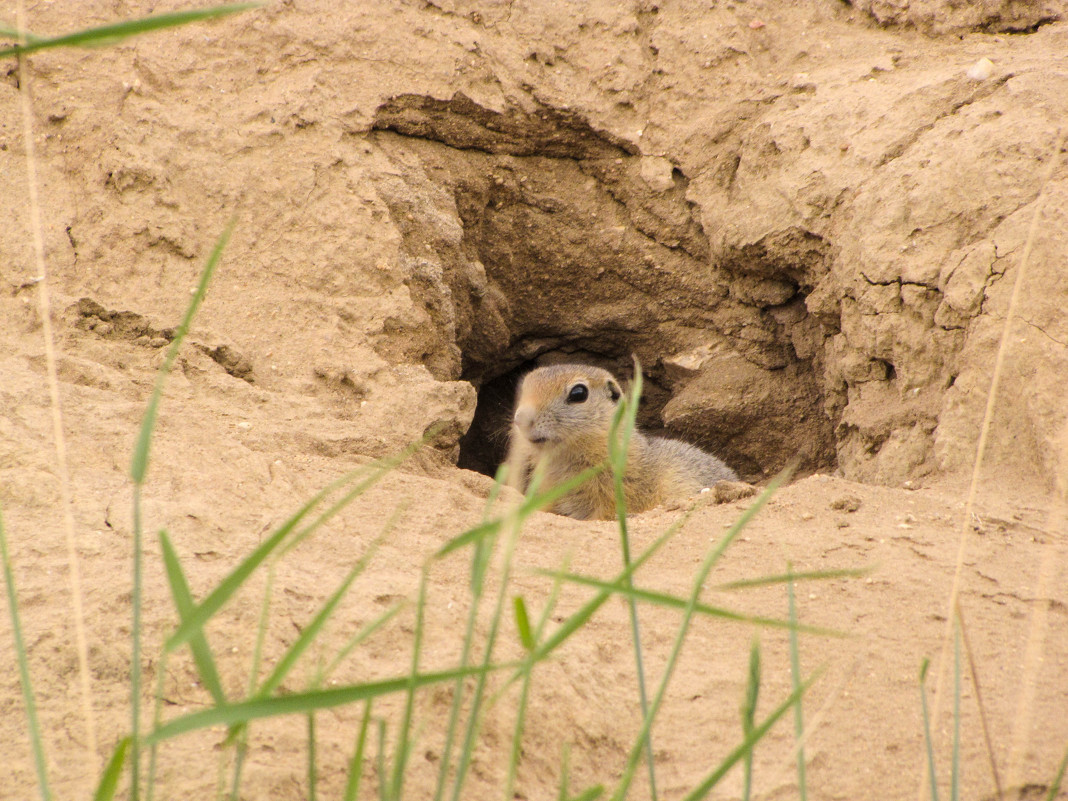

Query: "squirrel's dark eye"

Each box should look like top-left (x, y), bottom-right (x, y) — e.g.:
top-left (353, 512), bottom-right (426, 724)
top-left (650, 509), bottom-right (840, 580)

top-left (567, 383), bottom-right (589, 404)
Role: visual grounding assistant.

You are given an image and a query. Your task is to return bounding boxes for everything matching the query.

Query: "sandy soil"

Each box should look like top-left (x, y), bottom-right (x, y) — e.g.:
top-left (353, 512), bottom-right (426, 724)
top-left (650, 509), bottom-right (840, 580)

top-left (2, 1), bottom-right (1067, 799)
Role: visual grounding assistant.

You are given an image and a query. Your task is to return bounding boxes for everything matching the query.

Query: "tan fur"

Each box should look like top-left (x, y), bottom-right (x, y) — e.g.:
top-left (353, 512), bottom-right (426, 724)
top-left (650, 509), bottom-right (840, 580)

top-left (504, 364), bottom-right (738, 520)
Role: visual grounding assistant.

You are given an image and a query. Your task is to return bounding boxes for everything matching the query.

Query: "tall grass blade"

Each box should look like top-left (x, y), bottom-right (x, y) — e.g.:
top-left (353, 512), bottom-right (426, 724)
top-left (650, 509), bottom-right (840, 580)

top-left (131, 485), bottom-right (145, 801)
top-left (502, 551), bottom-right (574, 801)
top-left (554, 744), bottom-right (605, 801)
top-left (716, 566), bottom-right (871, 590)
top-left (159, 530), bottom-right (226, 704)
top-left (607, 359), bottom-right (657, 801)
top-left (523, 513), bottom-right (687, 673)
top-left (93, 737), bottom-right (131, 801)
top-left (680, 671), bottom-right (823, 801)
top-left (0, 506), bottom-right (52, 801)
top-left (558, 743), bottom-right (572, 801)
top-left (0, 4), bottom-right (259, 58)
top-left (951, 623), bottom-right (961, 801)
top-left (435, 463), bottom-right (605, 559)
top-left (128, 224), bottom-right (232, 800)
top-left (503, 618), bottom-right (535, 801)
top-left (741, 639), bottom-right (761, 801)
top-left (919, 659), bottom-right (941, 801)
top-left (449, 509), bottom-right (525, 801)
top-left (956, 603), bottom-right (1003, 800)
top-left (534, 570), bottom-right (844, 636)
top-left (146, 663), bottom-right (514, 743)
top-left (342, 700), bottom-right (374, 801)
top-left (307, 713), bottom-right (318, 801)
top-left (513, 596), bottom-right (534, 651)
top-left (612, 465), bottom-right (795, 801)
top-left (433, 520), bottom-right (500, 801)
top-left (228, 563), bottom-right (277, 799)
top-left (144, 649), bottom-right (170, 801)
top-left (1046, 745), bottom-right (1068, 801)
top-left (323, 602), bottom-right (406, 681)
top-left (257, 539), bottom-right (382, 697)
top-left (166, 455), bottom-right (407, 652)
top-left (0, 25), bottom-right (42, 42)
top-left (376, 718), bottom-right (387, 801)
top-left (131, 222), bottom-right (233, 484)
top-left (787, 566), bottom-right (808, 801)
top-left (390, 570), bottom-right (428, 800)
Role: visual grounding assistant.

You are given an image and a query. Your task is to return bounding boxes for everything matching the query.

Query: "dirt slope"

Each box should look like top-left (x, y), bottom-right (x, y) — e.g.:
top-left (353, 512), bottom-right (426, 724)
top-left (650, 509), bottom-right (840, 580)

top-left (1, 1), bottom-right (1067, 799)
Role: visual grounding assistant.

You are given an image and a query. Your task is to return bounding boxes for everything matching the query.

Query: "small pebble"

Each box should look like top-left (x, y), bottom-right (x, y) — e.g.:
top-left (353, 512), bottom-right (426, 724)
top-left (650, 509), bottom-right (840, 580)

top-left (966, 57), bottom-right (994, 81)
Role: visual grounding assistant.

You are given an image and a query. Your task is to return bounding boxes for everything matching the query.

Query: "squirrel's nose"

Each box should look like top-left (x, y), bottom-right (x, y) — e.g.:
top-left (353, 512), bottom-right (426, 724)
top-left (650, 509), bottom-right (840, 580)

top-left (514, 405), bottom-right (535, 434)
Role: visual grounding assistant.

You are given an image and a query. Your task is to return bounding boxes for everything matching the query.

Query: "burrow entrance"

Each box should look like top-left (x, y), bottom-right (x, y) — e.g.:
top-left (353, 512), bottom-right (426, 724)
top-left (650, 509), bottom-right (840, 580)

top-left (369, 94), bottom-right (842, 482)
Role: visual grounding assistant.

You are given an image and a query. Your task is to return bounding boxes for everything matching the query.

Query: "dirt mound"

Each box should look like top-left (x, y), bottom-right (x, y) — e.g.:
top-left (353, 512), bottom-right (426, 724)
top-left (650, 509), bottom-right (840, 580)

top-left (2, 1), bottom-right (1067, 799)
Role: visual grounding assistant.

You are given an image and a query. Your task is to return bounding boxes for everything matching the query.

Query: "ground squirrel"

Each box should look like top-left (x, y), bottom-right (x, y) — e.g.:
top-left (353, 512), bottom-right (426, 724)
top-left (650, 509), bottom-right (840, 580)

top-left (504, 364), bottom-right (740, 520)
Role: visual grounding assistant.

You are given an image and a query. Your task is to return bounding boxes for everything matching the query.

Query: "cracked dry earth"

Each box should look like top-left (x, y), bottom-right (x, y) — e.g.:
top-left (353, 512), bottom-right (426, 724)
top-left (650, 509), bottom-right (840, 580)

top-left (1, 1), bottom-right (1067, 800)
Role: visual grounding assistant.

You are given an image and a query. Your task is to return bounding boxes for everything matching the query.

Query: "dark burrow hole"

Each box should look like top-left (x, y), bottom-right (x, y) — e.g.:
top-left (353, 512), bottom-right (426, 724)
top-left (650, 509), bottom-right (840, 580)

top-left (456, 352), bottom-right (674, 478)
top-left (369, 94), bottom-right (844, 483)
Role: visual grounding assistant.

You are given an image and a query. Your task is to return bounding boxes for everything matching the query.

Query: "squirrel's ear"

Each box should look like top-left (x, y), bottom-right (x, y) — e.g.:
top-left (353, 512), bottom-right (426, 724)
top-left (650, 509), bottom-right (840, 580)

top-left (607, 380), bottom-right (622, 402)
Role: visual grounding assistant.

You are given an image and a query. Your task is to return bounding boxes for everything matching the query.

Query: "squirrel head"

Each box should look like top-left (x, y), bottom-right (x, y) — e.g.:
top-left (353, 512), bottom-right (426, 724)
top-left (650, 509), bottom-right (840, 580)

top-left (512, 364), bottom-right (624, 449)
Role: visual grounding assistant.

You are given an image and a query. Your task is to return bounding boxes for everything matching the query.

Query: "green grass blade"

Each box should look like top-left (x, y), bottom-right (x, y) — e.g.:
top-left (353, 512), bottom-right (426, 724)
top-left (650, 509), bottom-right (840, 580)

top-left (435, 519), bottom-right (501, 560)
top-left (159, 530), bottom-right (226, 704)
top-left (534, 570), bottom-right (845, 637)
top-left (919, 658), bottom-right (941, 801)
top-left (256, 538), bottom-right (381, 698)
top-left (0, 4), bottom-right (258, 58)
top-left (715, 566), bottom-right (872, 591)
top-left (449, 511), bottom-right (525, 801)
top-left (127, 225), bottom-right (231, 801)
top-left (131, 486), bottom-right (145, 801)
top-left (433, 525), bottom-right (500, 801)
top-left (390, 570), bottom-right (428, 801)
top-left (503, 560), bottom-right (574, 801)
top-left (0, 26), bottom-right (43, 43)
top-left (570, 789), bottom-right (605, 801)
top-left (787, 568), bottom-right (808, 801)
top-left (131, 221), bottom-right (233, 484)
top-left (607, 360), bottom-right (658, 801)
top-left (146, 663), bottom-right (515, 744)
top-left (435, 464), bottom-right (605, 560)
top-left (557, 743), bottom-right (571, 801)
top-left (741, 639), bottom-right (760, 801)
top-left (227, 563), bottom-right (277, 800)
top-left (525, 515), bottom-right (684, 670)
top-left (93, 737), bottom-right (131, 801)
top-left (680, 670), bottom-right (823, 801)
top-left (165, 458), bottom-right (401, 652)
top-left (163, 497), bottom-right (308, 652)
top-left (1046, 744), bottom-right (1068, 801)
top-left (612, 466), bottom-right (796, 801)
top-left (375, 719), bottom-right (388, 801)
top-left (513, 596), bottom-right (534, 651)
top-left (307, 713), bottom-right (318, 801)
top-left (504, 644), bottom-right (534, 801)
top-left (145, 649), bottom-right (171, 801)
top-left (343, 700), bottom-right (374, 801)
top-left (323, 602), bottom-right (406, 681)
top-left (0, 506), bottom-right (52, 801)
